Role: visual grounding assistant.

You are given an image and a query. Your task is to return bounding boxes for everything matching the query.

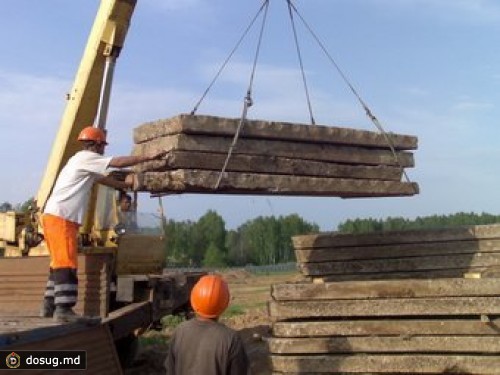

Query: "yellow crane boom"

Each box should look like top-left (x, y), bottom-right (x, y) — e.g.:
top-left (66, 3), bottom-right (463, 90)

top-left (36, 0), bottom-right (137, 213)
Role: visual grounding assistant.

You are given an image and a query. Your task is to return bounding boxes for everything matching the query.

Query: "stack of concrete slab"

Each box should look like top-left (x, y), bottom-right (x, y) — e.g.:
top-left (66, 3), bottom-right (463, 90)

top-left (131, 114), bottom-right (419, 197)
top-left (268, 224), bottom-right (500, 374)
top-left (269, 278), bottom-right (500, 374)
top-left (292, 224), bottom-right (500, 281)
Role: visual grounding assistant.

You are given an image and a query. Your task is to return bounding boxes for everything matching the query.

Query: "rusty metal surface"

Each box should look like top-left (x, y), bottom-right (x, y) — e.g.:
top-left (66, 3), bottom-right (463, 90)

top-left (0, 316), bottom-right (90, 347)
top-left (104, 301), bottom-right (151, 340)
top-left (2, 318), bottom-right (122, 374)
top-left (0, 316), bottom-right (66, 333)
top-left (0, 254), bottom-right (112, 317)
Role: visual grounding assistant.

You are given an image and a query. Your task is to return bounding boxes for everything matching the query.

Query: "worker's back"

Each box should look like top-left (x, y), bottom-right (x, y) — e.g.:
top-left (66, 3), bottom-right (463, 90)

top-left (165, 318), bottom-right (249, 375)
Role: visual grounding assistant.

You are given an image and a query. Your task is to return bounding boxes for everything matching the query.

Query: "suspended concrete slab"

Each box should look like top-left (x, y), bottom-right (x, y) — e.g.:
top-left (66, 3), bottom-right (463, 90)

top-left (137, 170), bottom-right (419, 197)
top-left (133, 113), bottom-right (418, 150)
top-left (131, 114), bottom-right (419, 198)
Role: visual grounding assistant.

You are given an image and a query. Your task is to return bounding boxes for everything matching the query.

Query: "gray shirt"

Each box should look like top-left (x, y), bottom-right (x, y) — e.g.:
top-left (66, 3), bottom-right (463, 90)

top-left (165, 318), bottom-right (250, 375)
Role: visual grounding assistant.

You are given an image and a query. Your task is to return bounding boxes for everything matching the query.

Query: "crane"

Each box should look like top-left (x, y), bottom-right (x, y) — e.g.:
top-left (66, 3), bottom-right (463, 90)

top-left (1, 0), bottom-right (142, 254)
top-left (0, 0), bottom-right (204, 367)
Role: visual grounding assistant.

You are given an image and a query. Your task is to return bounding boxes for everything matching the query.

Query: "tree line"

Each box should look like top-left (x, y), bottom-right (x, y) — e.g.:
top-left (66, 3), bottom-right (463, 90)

top-left (163, 210), bottom-right (319, 267)
top-left (337, 212), bottom-right (500, 234)
top-left (3, 200), bottom-right (500, 267)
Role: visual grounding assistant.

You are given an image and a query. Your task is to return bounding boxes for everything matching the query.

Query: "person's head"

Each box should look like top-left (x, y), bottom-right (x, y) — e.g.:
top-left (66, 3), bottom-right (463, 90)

top-left (190, 274), bottom-right (230, 320)
top-left (119, 193), bottom-right (132, 212)
top-left (78, 126), bottom-right (108, 155)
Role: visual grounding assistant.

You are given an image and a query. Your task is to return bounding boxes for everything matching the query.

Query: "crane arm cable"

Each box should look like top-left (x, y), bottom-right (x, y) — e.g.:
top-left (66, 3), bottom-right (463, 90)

top-left (288, 1), bottom-right (415, 187)
top-left (215, 0), bottom-right (270, 189)
top-left (287, 0), bottom-right (315, 125)
top-left (190, 1), bottom-right (269, 115)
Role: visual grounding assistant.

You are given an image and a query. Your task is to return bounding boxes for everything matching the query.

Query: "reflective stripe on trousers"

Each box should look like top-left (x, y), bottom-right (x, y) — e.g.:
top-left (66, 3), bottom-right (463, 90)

top-left (44, 268), bottom-right (55, 299)
top-left (53, 267), bottom-right (78, 307)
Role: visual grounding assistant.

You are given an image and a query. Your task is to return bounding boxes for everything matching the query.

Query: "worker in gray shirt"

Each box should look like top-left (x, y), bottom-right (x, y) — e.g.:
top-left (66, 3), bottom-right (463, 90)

top-left (165, 274), bottom-right (250, 375)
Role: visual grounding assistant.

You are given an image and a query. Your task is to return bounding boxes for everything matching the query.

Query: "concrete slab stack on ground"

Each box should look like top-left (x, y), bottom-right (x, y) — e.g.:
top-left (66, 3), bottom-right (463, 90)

top-left (269, 224), bottom-right (500, 374)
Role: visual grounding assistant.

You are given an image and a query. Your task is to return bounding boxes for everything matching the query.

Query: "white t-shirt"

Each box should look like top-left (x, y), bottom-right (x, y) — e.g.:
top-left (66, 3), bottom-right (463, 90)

top-left (44, 150), bottom-right (113, 224)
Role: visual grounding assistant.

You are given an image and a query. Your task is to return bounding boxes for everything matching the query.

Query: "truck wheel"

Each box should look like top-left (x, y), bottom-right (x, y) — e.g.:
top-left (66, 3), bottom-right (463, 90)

top-left (115, 333), bottom-right (139, 368)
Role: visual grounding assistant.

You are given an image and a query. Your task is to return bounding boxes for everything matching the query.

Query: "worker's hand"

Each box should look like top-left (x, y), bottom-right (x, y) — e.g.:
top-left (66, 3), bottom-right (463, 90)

top-left (124, 174), bottom-right (135, 188)
top-left (148, 150), bottom-right (167, 161)
top-left (125, 173), bottom-right (143, 191)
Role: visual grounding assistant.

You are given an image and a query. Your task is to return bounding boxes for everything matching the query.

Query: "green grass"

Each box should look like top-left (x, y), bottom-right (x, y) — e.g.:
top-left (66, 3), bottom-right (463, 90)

top-left (161, 314), bottom-right (185, 330)
top-left (222, 303), bottom-right (245, 318)
top-left (138, 333), bottom-right (169, 347)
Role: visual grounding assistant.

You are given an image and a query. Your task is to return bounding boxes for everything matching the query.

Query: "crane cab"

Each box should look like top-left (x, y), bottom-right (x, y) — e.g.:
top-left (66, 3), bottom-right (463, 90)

top-left (81, 184), bottom-right (166, 276)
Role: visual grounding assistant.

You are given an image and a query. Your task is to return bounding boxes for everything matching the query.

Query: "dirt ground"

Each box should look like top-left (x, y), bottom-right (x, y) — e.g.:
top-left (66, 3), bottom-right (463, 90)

top-left (124, 270), bottom-right (301, 375)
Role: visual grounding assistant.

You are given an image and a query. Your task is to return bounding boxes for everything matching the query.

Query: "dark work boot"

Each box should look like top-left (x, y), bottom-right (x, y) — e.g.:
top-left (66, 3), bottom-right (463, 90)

top-left (53, 306), bottom-right (78, 322)
top-left (39, 299), bottom-right (55, 318)
top-left (53, 306), bottom-right (100, 325)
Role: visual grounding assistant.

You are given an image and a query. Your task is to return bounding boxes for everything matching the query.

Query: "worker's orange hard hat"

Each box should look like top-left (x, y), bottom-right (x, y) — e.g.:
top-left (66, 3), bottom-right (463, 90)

top-left (190, 274), bottom-right (230, 319)
top-left (77, 126), bottom-right (108, 144)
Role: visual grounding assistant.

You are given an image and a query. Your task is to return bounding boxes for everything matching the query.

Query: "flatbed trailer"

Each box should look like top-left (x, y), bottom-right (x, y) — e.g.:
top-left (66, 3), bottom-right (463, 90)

top-left (0, 255), bottom-right (204, 372)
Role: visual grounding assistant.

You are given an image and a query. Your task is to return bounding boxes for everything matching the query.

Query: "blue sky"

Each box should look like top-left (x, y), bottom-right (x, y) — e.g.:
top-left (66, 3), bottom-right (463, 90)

top-left (2, 0), bottom-right (500, 231)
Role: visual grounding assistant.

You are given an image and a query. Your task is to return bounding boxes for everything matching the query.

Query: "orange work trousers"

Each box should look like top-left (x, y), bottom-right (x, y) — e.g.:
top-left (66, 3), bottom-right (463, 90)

top-left (42, 214), bottom-right (79, 269)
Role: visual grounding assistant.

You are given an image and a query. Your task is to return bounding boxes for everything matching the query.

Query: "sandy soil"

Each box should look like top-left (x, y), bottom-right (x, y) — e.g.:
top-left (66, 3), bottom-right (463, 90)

top-left (124, 270), bottom-right (301, 375)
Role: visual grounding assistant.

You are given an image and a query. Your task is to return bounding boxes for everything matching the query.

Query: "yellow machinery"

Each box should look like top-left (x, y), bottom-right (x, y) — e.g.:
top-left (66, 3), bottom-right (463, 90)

top-left (0, 1), bottom-right (204, 363)
top-left (0, 0), bottom-right (160, 270)
top-left (1, 0), bottom-right (132, 250)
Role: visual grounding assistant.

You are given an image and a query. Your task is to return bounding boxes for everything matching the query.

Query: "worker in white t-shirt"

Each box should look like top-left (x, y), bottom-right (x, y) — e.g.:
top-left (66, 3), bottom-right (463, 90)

top-left (41, 126), bottom-right (165, 322)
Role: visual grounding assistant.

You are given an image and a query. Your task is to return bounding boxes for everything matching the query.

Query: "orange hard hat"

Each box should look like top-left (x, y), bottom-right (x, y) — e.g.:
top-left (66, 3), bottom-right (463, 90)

top-left (77, 126), bottom-right (108, 144)
top-left (190, 274), bottom-right (230, 319)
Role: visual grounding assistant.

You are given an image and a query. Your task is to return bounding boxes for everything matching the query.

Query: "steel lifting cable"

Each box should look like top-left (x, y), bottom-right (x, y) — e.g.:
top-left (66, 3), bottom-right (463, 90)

top-left (190, 1), bottom-right (269, 116)
top-left (214, 0), bottom-right (271, 190)
top-left (286, 0), bottom-right (315, 125)
top-left (287, 1), bottom-right (416, 189)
